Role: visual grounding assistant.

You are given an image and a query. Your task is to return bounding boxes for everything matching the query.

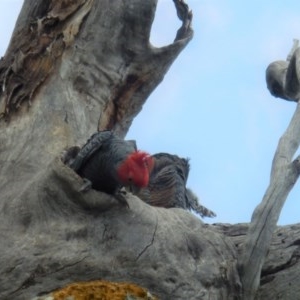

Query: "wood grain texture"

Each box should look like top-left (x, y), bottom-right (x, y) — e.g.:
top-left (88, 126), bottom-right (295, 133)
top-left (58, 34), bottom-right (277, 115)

top-left (0, 159), bottom-right (240, 300)
top-left (1, 1), bottom-right (300, 299)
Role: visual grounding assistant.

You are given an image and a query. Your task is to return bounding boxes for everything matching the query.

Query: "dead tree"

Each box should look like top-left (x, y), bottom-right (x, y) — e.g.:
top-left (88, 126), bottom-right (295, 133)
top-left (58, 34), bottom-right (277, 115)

top-left (0, 1), bottom-right (300, 299)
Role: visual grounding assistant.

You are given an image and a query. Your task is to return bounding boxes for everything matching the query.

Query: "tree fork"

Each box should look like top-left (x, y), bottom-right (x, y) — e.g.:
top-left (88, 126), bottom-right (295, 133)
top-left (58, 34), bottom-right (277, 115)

top-left (238, 42), bottom-right (300, 300)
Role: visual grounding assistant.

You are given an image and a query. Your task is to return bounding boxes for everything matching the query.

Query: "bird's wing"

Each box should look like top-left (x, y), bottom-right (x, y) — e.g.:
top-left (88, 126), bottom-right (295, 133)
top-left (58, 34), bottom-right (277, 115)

top-left (69, 131), bottom-right (112, 172)
top-left (152, 153), bottom-right (190, 183)
top-left (147, 165), bottom-right (186, 208)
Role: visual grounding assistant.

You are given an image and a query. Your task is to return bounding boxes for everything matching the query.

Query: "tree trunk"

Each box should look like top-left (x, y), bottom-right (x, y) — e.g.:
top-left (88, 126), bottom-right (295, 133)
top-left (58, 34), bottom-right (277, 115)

top-left (216, 223), bottom-right (300, 300)
top-left (0, 1), bottom-right (300, 300)
top-left (0, 0), bottom-right (192, 204)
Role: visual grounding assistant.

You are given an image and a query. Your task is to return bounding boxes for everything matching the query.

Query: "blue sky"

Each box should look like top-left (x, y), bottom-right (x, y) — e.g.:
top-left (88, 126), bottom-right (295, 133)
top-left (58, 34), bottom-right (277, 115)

top-left (1, 1), bottom-right (300, 225)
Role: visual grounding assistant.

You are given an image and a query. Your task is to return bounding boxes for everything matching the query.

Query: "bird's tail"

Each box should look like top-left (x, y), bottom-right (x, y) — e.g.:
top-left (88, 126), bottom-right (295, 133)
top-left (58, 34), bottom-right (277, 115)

top-left (185, 188), bottom-right (216, 218)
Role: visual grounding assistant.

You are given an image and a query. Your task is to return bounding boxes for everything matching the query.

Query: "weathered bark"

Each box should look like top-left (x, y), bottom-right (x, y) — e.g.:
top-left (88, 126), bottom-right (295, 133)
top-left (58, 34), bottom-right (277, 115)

top-left (0, 0), bottom-right (239, 299)
top-left (1, 1), bottom-right (300, 300)
top-left (1, 159), bottom-right (300, 299)
top-left (0, 159), bottom-right (241, 299)
top-left (215, 223), bottom-right (300, 300)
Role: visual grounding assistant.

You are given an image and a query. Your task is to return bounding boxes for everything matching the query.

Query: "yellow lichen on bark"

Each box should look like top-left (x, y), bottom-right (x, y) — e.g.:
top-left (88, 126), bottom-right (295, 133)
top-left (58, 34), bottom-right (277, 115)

top-left (48, 280), bottom-right (158, 300)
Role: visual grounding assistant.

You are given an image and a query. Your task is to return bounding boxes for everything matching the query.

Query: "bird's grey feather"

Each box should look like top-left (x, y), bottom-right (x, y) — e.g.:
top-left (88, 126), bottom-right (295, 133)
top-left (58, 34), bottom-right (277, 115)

top-left (137, 153), bottom-right (216, 218)
top-left (69, 130), bottom-right (136, 195)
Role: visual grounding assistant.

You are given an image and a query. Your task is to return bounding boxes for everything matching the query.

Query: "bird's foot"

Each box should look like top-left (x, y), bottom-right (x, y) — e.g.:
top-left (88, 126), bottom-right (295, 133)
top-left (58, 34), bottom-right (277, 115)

top-left (61, 146), bottom-right (80, 166)
top-left (115, 187), bottom-right (130, 208)
top-left (79, 178), bottom-right (92, 192)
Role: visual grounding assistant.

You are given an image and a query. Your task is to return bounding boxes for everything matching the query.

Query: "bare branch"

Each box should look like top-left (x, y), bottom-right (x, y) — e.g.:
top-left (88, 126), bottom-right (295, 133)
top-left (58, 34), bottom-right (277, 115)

top-left (287, 39), bottom-right (299, 61)
top-left (239, 45), bottom-right (300, 299)
top-left (173, 0), bottom-right (193, 41)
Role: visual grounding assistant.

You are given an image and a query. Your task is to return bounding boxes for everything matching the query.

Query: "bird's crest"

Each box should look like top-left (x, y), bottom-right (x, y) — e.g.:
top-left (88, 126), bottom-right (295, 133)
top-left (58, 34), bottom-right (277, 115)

top-left (117, 151), bottom-right (154, 188)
